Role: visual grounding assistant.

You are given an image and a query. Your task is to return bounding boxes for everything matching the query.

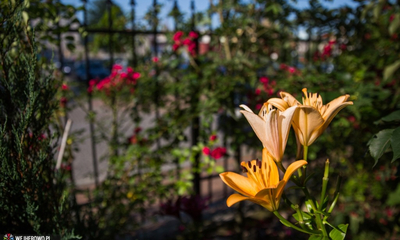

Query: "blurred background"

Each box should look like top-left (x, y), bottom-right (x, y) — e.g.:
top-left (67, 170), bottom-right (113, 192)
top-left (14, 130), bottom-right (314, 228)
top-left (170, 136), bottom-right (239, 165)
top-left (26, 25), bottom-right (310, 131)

top-left (1, 0), bottom-right (400, 239)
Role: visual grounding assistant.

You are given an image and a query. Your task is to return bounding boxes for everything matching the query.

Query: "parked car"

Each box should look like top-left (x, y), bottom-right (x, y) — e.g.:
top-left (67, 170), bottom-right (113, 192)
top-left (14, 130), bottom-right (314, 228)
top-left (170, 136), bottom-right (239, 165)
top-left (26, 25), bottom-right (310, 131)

top-left (75, 60), bottom-right (110, 82)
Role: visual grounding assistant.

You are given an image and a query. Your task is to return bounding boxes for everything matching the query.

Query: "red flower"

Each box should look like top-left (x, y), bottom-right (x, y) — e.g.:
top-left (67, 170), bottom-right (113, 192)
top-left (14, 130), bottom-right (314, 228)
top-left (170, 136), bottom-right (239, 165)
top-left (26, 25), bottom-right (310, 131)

top-left (112, 64), bottom-right (123, 71)
top-left (183, 38), bottom-right (192, 46)
top-left (202, 147), bottom-right (210, 156)
top-left (255, 103), bottom-right (262, 110)
top-left (279, 63), bottom-right (287, 70)
top-left (134, 127), bottom-right (142, 134)
top-left (210, 147), bottom-right (226, 160)
top-left (188, 31), bottom-right (199, 39)
top-left (209, 135), bottom-right (217, 141)
top-left (60, 97), bottom-right (67, 108)
top-left (288, 67), bottom-right (296, 74)
top-left (173, 31), bottom-right (184, 41)
top-left (255, 88), bottom-right (261, 95)
top-left (61, 84), bottom-right (69, 91)
top-left (152, 57), bottom-right (159, 63)
top-left (172, 43), bottom-right (180, 51)
top-left (259, 76), bottom-right (269, 84)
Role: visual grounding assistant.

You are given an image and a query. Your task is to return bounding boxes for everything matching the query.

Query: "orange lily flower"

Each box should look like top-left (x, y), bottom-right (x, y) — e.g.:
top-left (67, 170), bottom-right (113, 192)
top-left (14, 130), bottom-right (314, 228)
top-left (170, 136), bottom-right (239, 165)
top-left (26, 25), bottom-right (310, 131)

top-left (240, 104), bottom-right (297, 163)
top-left (220, 149), bottom-right (307, 211)
top-left (267, 88), bottom-right (353, 146)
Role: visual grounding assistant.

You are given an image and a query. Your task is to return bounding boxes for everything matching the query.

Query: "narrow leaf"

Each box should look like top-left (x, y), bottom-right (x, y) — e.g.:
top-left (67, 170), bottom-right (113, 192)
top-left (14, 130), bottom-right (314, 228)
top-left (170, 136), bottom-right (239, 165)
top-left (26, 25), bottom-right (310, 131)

top-left (391, 127), bottom-right (400, 162)
top-left (381, 110), bottom-right (400, 122)
top-left (383, 60), bottom-right (400, 83)
top-left (308, 235), bottom-right (323, 240)
top-left (368, 129), bottom-right (394, 166)
top-left (389, 14), bottom-right (400, 35)
top-left (329, 224), bottom-right (348, 240)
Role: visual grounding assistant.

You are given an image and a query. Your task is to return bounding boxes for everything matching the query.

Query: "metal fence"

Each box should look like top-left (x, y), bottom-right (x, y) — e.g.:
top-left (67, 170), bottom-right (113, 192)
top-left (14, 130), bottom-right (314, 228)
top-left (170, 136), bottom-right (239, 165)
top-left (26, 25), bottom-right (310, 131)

top-left (56, 0), bottom-right (232, 210)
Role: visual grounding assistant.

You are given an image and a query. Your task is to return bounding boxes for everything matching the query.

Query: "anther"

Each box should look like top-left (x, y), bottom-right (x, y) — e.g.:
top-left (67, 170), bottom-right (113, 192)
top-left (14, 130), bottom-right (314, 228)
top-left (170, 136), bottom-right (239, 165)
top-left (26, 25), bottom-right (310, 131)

top-left (248, 161), bottom-right (252, 168)
top-left (253, 165), bottom-right (256, 172)
top-left (258, 160), bottom-right (262, 168)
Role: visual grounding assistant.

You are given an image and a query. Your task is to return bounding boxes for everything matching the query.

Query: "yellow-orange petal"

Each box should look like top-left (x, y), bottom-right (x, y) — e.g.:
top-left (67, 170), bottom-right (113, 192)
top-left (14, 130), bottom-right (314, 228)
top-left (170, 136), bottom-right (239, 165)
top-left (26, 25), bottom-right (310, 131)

top-left (220, 172), bottom-right (258, 197)
top-left (226, 193), bottom-right (250, 207)
top-left (280, 91), bottom-right (301, 107)
top-left (267, 98), bottom-right (289, 112)
top-left (282, 160), bottom-right (308, 183)
top-left (275, 160), bottom-right (308, 200)
top-left (292, 106), bottom-right (324, 146)
top-left (240, 108), bottom-right (268, 148)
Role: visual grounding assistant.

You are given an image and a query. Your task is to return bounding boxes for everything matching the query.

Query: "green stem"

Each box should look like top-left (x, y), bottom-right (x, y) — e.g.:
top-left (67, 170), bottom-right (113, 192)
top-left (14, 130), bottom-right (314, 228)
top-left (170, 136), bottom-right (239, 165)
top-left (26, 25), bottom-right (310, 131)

top-left (273, 211), bottom-right (320, 235)
top-left (303, 187), bottom-right (329, 238)
top-left (319, 159), bottom-right (330, 211)
top-left (277, 161), bottom-right (286, 173)
top-left (294, 205), bottom-right (309, 231)
top-left (303, 145), bottom-right (308, 161)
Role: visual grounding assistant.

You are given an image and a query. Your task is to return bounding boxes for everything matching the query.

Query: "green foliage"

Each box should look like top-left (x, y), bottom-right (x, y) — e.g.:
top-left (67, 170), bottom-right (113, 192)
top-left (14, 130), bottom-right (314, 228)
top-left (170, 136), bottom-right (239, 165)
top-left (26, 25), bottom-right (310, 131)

top-left (0, 1), bottom-right (76, 237)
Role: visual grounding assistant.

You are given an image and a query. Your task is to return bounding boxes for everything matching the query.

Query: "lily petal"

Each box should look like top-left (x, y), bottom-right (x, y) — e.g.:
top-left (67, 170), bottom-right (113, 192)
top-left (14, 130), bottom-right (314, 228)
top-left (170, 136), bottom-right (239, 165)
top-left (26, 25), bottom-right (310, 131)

top-left (278, 106), bottom-right (298, 160)
top-left (240, 107), bottom-right (268, 148)
top-left (275, 160), bottom-right (308, 200)
top-left (220, 172), bottom-right (258, 197)
top-left (292, 106), bottom-right (324, 146)
top-left (226, 193), bottom-right (251, 207)
top-left (267, 97), bottom-right (289, 112)
top-left (280, 91), bottom-right (301, 107)
top-left (265, 109), bottom-right (281, 161)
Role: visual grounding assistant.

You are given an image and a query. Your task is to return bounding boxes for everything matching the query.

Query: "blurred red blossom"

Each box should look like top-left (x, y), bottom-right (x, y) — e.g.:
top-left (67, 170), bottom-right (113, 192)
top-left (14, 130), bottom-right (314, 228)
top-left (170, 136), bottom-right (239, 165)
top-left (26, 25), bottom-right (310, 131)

top-left (209, 135), bottom-right (217, 141)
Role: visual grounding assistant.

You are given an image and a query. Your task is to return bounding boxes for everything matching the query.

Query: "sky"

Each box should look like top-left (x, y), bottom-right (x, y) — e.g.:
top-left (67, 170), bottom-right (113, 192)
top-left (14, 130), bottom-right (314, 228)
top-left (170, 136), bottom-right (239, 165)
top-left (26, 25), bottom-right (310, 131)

top-left (61, 0), bottom-right (359, 31)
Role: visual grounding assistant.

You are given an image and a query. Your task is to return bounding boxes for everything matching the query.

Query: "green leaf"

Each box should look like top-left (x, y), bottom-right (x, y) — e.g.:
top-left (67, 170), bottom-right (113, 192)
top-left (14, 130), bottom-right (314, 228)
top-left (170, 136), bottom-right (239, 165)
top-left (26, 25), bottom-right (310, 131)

top-left (329, 224), bottom-right (348, 240)
top-left (383, 60), bottom-right (400, 83)
top-left (386, 184), bottom-right (400, 206)
top-left (391, 127), bottom-right (400, 162)
top-left (368, 129), bottom-right (395, 166)
top-left (279, 219), bottom-right (292, 228)
top-left (389, 14), bottom-right (400, 35)
top-left (308, 235), bottom-right (323, 240)
top-left (381, 110), bottom-right (400, 122)
top-left (292, 211), bottom-right (312, 223)
top-left (305, 199), bottom-right (314, 213)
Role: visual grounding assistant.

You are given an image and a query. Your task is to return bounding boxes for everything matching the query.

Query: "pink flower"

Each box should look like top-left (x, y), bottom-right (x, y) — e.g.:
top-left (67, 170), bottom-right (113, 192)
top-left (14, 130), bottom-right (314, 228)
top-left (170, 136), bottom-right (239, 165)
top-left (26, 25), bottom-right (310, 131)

top-left (209, 135), bottom-right (217, 141)
top-left (172, 43), bottom-right (180, 51)
top-left (152, 57), bottom-right (159, 63)
top-left (183, 38), bottom-right (192, 46)
top-left (259, 76), bottom-right (269, 84)
top-left (61, 84), bottom-right (69, 91)
top-left (255, 88), bottom-right (261, 95)
top-left (132, 72), bottom-right (141, 80)
top-left (112, 64), bottom-right (123, 71)
top-left (188, 31), bottom-right (199, 39)
top-left (210, 147), bottom-right (226, 160)
top-left (202, 147), bottom-right (210, 156)
top-left (255, 103), bottom-right (262, 110)
top-left (173, 31), bottom-right (184, 41)
top-left (288, 67), bottom-right (296, 74)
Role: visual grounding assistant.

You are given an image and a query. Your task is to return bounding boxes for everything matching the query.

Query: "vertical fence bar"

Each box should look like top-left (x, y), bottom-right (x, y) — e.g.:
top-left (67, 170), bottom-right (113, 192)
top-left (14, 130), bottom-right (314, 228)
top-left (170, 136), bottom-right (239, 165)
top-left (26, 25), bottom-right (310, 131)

top-left (153, 0), bottom-right (161, 151)
top-left (107, 0), bottom-right (114, 70)
top-left (190, 0), bottom-right (201, 197)
top-left (172, 0), bottom-right (181, 181)
top-left (83, 0), bottom-right (99, 188)
top-left (130, 0), bottom-right (137, 67)
top-left (223, 135), bottom-right (228, 199)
